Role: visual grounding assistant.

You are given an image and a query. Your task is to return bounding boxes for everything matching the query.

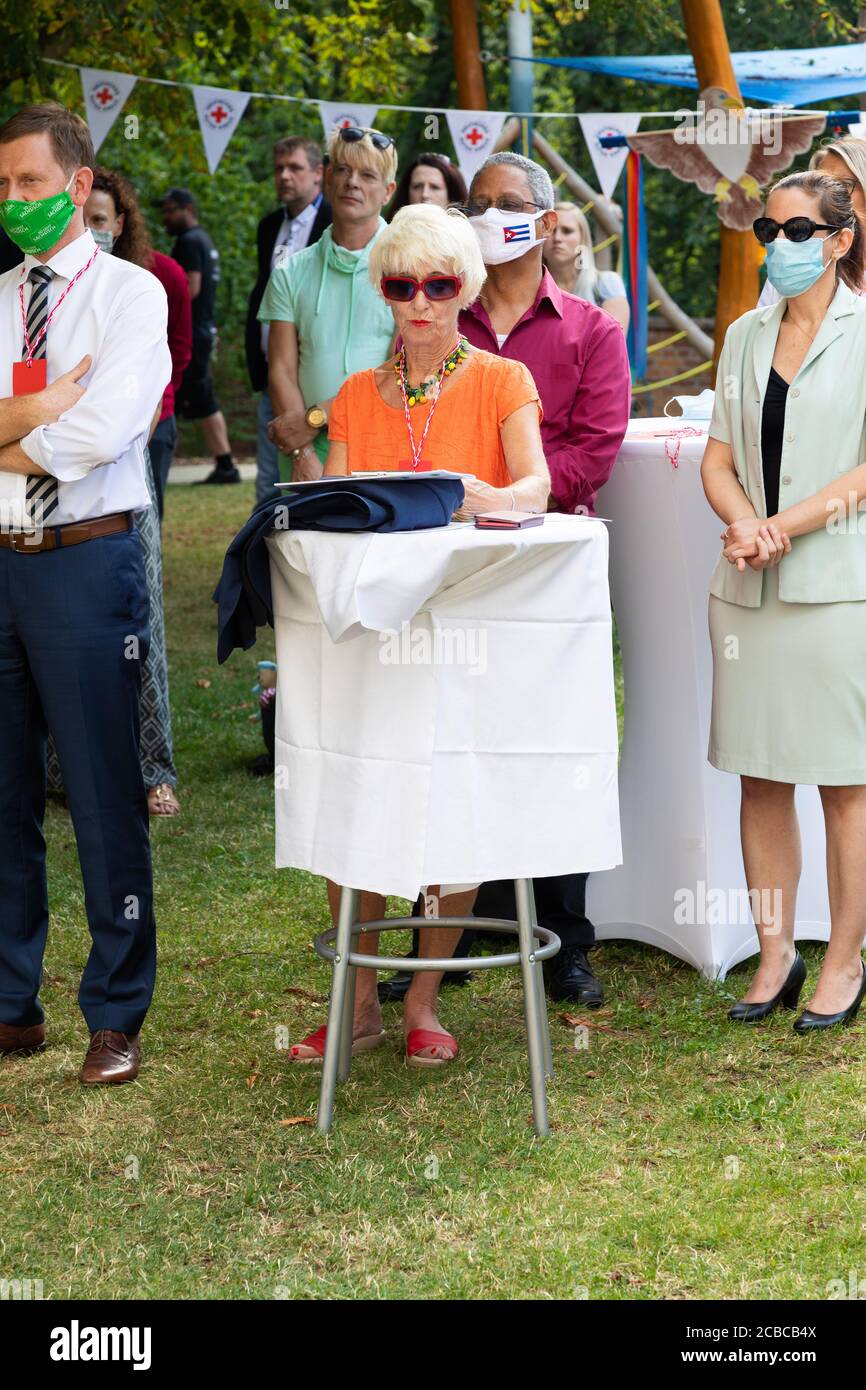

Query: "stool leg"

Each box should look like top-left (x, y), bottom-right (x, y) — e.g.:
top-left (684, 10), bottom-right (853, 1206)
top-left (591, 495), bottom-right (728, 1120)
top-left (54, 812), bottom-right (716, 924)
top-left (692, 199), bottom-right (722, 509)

top-left (317, 886), bottom-right (359, 1134)
top-left (338, 951), bottom-right (358, 1084)
top-left (527, 880), bottom-right (554, 1081)
top-left (514, 878), bottom-right (549, 1137)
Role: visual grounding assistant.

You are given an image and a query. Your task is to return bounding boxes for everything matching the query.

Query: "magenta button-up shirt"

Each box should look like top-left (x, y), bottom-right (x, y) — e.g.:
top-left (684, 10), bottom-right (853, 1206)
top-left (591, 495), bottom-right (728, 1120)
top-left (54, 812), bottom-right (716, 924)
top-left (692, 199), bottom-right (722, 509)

top-left (460, 269), bottom-right (631, 515)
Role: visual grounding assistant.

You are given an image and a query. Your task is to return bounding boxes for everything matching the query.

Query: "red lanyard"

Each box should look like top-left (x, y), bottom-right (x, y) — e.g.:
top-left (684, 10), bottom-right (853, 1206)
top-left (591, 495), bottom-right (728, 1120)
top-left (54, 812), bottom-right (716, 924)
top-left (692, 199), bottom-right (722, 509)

top-left (397, 342), bottom-right (457, 470)
top-left (18, 246), bottom-right (100, 364)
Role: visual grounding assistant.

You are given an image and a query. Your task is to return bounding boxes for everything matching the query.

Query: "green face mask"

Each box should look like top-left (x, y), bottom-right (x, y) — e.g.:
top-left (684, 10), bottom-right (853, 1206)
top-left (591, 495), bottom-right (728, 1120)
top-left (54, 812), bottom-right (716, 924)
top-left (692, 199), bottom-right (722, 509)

top-left (0, 172), bottom-right (77, 255)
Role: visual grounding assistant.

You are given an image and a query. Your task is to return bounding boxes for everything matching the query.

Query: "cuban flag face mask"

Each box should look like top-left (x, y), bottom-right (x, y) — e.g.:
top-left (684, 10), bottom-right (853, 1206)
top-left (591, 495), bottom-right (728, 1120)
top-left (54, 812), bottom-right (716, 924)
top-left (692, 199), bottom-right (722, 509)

top-left (469, 207), bottom-right (548, 265)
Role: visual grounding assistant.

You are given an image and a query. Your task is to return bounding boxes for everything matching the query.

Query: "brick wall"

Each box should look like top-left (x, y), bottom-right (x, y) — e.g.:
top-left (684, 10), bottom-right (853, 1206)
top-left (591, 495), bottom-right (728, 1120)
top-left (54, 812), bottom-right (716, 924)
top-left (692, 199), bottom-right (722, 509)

top-left (630, 316), bottom-right (714, 418)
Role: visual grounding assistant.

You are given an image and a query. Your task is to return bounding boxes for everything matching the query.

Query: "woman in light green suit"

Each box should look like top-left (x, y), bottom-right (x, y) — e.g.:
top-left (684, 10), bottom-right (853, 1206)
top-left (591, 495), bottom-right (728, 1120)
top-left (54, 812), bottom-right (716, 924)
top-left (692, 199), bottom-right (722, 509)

top-left (702, 170), bottom-right (866, 1032)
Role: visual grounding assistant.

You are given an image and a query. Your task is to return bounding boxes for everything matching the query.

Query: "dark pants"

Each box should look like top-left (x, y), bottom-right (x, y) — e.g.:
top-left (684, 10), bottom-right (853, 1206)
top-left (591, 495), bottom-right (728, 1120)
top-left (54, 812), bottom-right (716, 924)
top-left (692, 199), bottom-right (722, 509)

top-left (0, 528), bottom-right (156, 1034)
top-left (148, 414), bottom-right (178, 521)
top-left (474, 873), bottom-right (595, 949)
top-left (408, 872), bottom-right (594, 958)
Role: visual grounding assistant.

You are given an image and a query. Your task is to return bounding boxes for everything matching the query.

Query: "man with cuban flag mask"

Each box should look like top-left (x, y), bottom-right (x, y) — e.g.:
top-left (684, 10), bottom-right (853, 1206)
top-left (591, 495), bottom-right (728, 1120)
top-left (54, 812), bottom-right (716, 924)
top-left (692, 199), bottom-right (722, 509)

top-left (460, 151), bottom-right (631, 1010)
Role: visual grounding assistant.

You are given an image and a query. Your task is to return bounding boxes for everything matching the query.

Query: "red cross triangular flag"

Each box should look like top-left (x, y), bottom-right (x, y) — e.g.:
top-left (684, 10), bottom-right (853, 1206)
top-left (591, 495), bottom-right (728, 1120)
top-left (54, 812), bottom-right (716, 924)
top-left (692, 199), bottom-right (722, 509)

top-left (445, 110), bottom-right (507, 185)
top-left (192, 86), bottom-right (252, 174)
top-left (318, 102), bottom-right (381, 143)
top-left (578, 113), bottom-right (643, 201)
top-left (79, 68), bottom-right (137, 154)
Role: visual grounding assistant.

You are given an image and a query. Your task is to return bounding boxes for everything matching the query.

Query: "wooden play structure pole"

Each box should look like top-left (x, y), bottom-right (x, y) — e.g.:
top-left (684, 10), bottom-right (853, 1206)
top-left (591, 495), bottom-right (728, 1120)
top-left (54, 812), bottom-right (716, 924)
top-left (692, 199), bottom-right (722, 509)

top-left (449, 0), bottom-right (488, 109)
top-left (681, 0), bottom-right (762, 367)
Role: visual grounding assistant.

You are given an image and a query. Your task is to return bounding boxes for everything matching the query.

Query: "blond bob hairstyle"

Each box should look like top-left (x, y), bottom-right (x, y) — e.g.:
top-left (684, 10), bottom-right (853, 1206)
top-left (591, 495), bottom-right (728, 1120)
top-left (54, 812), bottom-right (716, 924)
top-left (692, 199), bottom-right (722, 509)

top-left (368, 204), bottom-right (486, 309)
top-left (326, 127), bottom-right (398, 185)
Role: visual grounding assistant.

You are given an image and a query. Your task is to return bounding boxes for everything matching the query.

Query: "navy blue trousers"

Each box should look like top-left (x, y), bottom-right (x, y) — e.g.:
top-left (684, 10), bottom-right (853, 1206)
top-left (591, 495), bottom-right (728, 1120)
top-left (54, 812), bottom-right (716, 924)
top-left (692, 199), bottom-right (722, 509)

top-left (474, 873), bottom-right (595, 949)
top-left (0, 527), bottom-right (156, 1034)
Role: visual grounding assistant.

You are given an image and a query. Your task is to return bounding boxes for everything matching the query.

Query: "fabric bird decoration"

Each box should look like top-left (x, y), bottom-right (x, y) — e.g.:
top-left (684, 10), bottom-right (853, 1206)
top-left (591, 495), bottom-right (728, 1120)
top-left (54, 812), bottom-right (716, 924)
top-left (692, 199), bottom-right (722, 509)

top-left (627, 87), bottom-right (827, 230)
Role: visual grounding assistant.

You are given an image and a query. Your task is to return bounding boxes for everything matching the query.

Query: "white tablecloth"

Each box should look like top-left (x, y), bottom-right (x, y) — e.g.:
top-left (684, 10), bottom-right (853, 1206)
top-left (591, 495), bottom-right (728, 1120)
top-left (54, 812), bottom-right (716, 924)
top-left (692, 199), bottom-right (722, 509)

top-left (268, 517), bottom-right (621, 899)
top-left (588, 419), bottom-right (831, 978)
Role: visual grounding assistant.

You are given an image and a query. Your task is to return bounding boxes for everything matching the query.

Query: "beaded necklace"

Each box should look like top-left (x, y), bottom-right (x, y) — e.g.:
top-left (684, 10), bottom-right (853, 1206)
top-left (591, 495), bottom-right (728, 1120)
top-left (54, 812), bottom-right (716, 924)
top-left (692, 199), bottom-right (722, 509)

top-left (394, 335), bottom-right (469, 406)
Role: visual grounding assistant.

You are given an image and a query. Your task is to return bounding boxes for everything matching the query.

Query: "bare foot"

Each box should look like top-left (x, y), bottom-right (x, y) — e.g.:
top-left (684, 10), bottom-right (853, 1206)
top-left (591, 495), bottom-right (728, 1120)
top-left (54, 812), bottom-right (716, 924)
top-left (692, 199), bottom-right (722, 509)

top-left (742, 948), bottom-right (796, 1004)
top-left (148, 783), bottom-right (180, 816)
top-left (402, 999), bottom-right (457, 1061)
top-left (801, 959), bottom-right (864, 1016)
top-left (290, 998), bottom-right (384, 1060)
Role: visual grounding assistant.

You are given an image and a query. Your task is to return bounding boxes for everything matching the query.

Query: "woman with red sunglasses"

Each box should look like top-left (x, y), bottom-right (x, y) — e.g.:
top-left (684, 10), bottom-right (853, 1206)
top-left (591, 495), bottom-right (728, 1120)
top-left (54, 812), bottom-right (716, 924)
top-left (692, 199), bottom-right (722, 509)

top-left (288, 202), bottom-right (550, 1068)
top-left (324, 203), bottom-right (549, 515)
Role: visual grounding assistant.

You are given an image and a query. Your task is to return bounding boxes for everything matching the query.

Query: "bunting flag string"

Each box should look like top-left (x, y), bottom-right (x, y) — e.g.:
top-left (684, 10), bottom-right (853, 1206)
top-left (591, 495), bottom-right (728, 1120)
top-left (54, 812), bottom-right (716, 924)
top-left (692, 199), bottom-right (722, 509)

top-left (49, 55), bottom-right (850, 192)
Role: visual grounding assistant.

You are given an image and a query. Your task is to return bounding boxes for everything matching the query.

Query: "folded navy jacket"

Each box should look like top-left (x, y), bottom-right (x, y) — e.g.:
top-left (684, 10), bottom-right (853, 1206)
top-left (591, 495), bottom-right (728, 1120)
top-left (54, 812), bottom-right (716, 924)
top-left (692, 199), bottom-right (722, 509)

top-left (213, 476), bottom-right (465, 664)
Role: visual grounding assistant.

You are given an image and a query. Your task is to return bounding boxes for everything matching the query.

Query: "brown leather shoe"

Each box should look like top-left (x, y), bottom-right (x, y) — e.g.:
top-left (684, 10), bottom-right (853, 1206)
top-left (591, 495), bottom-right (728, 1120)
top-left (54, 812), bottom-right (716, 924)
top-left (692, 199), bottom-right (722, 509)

top-left (0, 1021), bottom-right (45, 1055)
top-left (79, 1030), bottom-right (141, 1085)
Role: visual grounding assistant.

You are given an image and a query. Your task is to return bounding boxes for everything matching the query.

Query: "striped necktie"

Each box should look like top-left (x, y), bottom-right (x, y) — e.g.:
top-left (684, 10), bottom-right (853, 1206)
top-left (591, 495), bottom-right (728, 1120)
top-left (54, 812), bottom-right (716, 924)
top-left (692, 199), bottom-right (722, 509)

top-left (24, 265), bottom-right (59, 524)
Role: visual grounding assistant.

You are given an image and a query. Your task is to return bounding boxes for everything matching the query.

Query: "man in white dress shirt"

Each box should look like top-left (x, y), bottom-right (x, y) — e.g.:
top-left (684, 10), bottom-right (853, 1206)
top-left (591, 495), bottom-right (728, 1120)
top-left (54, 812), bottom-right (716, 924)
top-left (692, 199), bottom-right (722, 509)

top-left (0, 103), bottom-right (170, 1084)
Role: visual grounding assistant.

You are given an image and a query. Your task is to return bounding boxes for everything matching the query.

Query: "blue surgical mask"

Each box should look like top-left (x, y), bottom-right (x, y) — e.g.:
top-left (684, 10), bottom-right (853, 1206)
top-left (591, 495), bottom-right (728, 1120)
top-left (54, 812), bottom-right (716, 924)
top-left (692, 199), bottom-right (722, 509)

top-left (764, 233), bottom-right (836, 298)
top-left (89, 227), bottom-right (114, 253)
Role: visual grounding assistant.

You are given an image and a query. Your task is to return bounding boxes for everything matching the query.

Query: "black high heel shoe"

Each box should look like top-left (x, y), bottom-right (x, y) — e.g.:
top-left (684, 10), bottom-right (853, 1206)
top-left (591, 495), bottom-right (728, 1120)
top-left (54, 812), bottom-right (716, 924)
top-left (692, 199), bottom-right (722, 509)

top-left (793, 959), bottom-right (866, 1033)
top-left (727, 951), bottom-right (806, 1023)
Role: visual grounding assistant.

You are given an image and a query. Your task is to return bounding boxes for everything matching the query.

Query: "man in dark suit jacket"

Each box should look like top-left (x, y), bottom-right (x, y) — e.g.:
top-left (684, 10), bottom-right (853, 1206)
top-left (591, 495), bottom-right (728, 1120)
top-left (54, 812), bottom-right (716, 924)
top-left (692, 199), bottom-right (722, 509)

top-left (246, 137), bottom-right (331, 505)
top-left (0, 225), bottom-right (23, 275)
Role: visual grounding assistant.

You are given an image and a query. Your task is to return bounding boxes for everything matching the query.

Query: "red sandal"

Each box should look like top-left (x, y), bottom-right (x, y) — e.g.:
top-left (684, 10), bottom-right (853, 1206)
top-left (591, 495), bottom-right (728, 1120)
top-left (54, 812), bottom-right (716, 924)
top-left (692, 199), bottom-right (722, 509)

top-left (289, 1023), bottom-right (385, 1064)
top-left (406, 1028), bottom-right (459, 1068)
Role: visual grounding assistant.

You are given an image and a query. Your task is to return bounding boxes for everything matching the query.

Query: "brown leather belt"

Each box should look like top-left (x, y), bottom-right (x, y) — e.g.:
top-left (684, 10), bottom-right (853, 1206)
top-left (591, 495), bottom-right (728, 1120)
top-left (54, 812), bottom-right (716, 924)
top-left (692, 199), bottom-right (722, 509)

top-left (0, 511), bottom-right (133, 554)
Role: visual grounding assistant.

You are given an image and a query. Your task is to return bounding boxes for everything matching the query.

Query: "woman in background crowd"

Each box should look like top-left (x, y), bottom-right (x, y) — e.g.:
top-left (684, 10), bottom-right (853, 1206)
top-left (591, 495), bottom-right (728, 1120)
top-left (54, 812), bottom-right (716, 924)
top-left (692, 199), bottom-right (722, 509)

top-left (55, 167), bottom-right (187, 818)
top-left (543, 201), bottom-right (630, 332)
top-left (388, 152), bottom-right (467, 219)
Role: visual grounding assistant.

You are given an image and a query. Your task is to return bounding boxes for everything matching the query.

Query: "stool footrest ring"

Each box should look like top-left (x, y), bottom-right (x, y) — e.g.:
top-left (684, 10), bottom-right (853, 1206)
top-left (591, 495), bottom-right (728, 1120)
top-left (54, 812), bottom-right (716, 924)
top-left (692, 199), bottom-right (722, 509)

top-left (313, 917), bottom-right (561, 972)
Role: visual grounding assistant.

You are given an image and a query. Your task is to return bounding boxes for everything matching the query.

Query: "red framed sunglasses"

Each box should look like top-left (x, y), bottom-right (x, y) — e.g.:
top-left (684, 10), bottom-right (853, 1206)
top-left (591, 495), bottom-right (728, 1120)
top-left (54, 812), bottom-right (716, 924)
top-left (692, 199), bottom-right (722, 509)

top-left (380, 274), bottom-right (462, 302)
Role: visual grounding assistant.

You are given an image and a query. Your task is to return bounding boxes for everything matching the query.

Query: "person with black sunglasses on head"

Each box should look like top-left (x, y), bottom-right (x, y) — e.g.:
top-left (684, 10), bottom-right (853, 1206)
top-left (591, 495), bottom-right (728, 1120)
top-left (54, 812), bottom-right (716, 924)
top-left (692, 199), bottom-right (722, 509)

top-left (258, 127), bottom-right (399, 483)
top-left (702, 170), bottom-right (866, 1032)
top-left (245, 136), bottom-right (332, 507)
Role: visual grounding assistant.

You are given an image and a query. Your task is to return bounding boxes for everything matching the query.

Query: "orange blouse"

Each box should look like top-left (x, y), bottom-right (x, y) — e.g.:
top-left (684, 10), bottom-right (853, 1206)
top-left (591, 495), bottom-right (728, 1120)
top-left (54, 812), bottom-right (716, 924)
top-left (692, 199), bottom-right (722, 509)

top-left (327, 350), bottom-right (542, 488)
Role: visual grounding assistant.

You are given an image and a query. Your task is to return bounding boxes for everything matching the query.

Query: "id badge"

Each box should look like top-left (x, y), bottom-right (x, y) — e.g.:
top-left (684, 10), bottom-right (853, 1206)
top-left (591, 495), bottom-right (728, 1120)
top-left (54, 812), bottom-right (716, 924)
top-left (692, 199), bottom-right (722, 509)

top-left (12, 359), bottom-right (47, 395)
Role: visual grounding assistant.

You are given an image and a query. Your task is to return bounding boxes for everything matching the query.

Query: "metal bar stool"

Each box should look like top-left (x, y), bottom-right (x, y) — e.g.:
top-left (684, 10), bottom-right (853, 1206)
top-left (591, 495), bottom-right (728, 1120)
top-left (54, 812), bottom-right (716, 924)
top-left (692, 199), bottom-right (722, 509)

top-left (312, 878), bottom-right (561, 1137)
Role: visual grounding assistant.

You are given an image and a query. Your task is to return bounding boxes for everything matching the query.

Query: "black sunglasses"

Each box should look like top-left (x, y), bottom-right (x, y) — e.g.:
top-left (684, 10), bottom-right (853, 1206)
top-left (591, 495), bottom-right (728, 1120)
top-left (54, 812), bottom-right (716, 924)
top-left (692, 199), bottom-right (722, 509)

top-left (753, 215), bottom-right (843, 244)
top-left (337, 126), bottom-right (394, 152)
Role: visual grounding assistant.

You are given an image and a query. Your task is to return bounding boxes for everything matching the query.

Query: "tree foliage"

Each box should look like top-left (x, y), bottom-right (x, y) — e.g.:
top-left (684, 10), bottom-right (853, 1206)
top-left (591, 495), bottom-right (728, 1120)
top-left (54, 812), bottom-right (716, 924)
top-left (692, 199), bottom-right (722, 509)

top-left (1, 0), bottom-right (864, 341)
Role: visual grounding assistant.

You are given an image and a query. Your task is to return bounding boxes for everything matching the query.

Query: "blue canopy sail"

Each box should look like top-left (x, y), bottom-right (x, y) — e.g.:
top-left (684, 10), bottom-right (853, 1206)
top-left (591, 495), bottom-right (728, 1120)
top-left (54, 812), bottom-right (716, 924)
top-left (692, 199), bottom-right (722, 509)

top-left (513, 44), bottom-right (866, 107)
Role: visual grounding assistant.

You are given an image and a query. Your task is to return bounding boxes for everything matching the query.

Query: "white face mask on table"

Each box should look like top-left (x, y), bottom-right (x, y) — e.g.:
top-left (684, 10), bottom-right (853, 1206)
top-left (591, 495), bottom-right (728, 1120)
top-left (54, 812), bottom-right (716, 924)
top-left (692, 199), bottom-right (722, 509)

top-left (663, 389), bottom-right (715, 420)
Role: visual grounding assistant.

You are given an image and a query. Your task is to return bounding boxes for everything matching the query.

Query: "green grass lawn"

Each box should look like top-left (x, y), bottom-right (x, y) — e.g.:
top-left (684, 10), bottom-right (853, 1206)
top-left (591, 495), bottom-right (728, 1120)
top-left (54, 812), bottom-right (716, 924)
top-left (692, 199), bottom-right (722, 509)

top-left (1, 481), bottom-right (864, 1301)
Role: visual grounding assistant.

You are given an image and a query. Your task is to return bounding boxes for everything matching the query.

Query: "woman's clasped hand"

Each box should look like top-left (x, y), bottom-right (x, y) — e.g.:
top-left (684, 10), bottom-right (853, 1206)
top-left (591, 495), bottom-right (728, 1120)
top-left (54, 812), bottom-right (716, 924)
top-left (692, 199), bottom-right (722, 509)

top-left (722, 517), bottom-right (792, 571)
